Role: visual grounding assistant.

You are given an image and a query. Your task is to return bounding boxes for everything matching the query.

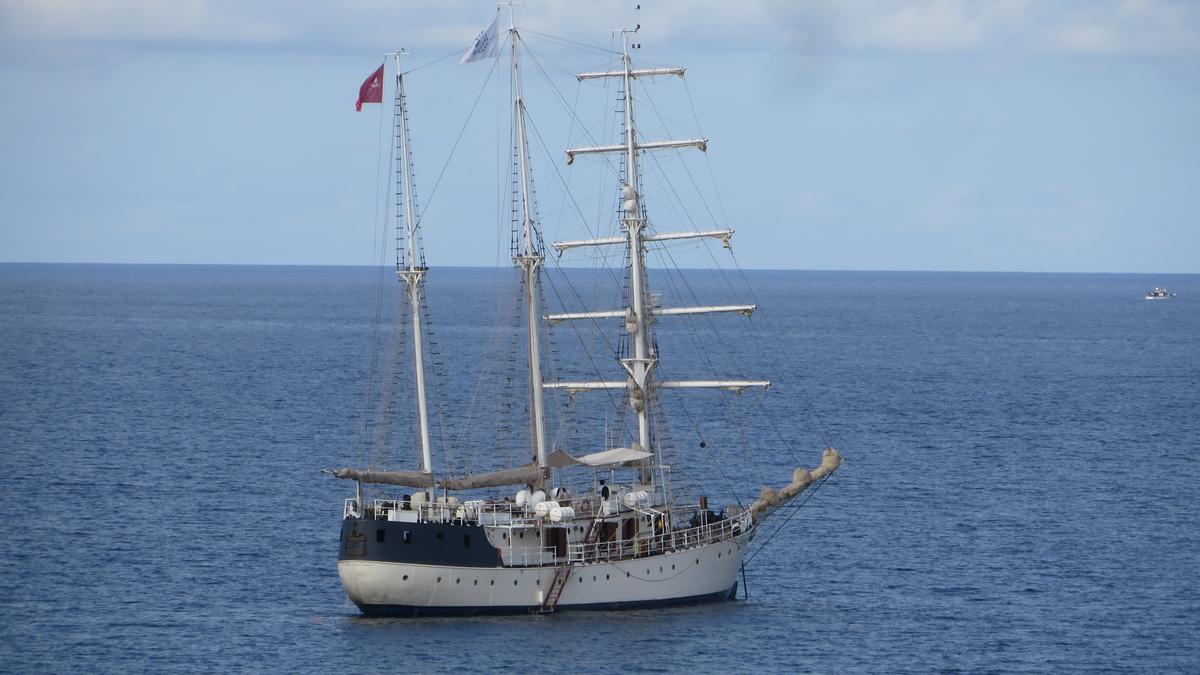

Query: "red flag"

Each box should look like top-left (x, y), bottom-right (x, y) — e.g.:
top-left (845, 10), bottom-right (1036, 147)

top-left (355, 63), bottom-right (384, 111)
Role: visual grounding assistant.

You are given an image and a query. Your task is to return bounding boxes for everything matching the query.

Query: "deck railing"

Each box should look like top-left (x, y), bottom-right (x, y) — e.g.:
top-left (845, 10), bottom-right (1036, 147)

top-left (347, 496), bottom-right (751, 566)
top-left (357, 497), bottom-right (604, 525)
top-left (567, 511), bottom-right (751, 563)
top-left (502, 545), bottom-right (559, 567)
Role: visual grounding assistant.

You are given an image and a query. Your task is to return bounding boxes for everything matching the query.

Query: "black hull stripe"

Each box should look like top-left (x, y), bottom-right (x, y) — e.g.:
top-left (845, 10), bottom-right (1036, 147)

top-left (340, 518), bottom-right (502, 568)
top-left (352, 583), bottom-right (739, 617)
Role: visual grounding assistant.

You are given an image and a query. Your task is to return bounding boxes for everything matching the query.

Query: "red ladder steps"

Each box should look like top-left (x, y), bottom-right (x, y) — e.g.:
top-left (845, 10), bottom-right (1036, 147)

top-left (535, 517), bottom-right (604, 613)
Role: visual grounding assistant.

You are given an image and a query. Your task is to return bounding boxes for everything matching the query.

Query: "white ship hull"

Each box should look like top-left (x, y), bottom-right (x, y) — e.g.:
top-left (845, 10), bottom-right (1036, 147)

top-left (338, 534), bottom-right (749, 615)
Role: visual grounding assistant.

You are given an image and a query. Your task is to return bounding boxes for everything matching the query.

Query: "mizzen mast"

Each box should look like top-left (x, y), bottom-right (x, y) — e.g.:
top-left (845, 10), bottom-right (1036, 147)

top-left (392, 51), bottom-right (434, 480)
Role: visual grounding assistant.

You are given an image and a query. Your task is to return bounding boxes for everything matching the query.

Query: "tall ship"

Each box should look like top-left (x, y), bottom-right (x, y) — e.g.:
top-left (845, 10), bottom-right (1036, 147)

top-left (329, 10), bottom-right (841, 616)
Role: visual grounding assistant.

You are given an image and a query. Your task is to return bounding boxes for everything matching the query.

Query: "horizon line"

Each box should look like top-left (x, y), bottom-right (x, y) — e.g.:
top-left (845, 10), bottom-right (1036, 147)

top-left (1, 260), bottom-right (1196, 276)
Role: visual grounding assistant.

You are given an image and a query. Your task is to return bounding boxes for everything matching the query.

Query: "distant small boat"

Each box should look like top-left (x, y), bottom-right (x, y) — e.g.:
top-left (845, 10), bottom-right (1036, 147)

top-left (1145, 287), bottom-right (1177, 300)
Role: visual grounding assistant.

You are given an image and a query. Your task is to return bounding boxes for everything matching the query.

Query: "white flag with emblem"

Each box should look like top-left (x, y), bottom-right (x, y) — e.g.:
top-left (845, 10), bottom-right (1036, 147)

top-left (460, 16), bottom-right (500, 64)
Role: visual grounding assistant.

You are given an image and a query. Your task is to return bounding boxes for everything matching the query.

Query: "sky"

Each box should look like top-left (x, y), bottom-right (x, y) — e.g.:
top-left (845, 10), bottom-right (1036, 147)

top-left (0, 0), bottom-right (1197, 273)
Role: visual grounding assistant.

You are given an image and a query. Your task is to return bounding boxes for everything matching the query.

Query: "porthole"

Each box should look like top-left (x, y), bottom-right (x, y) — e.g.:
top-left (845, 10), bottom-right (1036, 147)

top-left (456, 578), bottom-right (461, 584)
top-left (473, 579), bottom-right (478, 586)
top-left (402, 575), bottom-right (409, 581)
top-left (659, 566), bottom-right (663, 573)
top-left (592, 575), bottom-right (597, 582)
top-left (490, 580), bottom-right (495, 586)
top-left (605, 574), bottom-right (610, 580)
top-left (718, 553), bottom-right (722, 558)
top-left (513, 579), bottom-right (518, 586)
top-left (671, 564), bottom-right (675, 570)
top-left (626, 572), bottom-right (631, 578)
top-left (436, 576), bottom-right (442, 583)
top-left (536, 579), bottom-right (541, 586)
top-left (578, 577), bottom-right (583, 583)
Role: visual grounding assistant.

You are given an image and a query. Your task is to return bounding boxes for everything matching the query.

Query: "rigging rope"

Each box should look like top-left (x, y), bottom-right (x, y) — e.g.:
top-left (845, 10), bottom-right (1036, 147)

top-left (361, 84), bottom-right (399, 471)
top-left (410, 39), bottom-right (503, 234)
top-left (520, 29), bottom-right (621, 57)
top-left (642, 76), bottom-right (846, 462)
top-left (402, 48), bottom-right (465, 76)
top-left (636, 145), bottom-right (780, 482)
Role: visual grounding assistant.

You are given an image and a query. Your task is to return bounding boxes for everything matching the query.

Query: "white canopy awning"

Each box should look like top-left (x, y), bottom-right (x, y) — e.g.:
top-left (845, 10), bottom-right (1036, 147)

top-left (546, 447), bottom-right (653, 469)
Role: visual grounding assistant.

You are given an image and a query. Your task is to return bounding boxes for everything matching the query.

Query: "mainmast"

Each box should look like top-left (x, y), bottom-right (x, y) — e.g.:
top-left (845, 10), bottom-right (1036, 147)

top-left (392, 51), bottom-right (434, 481)
top-left (509, 11), bottom-right (550, 488)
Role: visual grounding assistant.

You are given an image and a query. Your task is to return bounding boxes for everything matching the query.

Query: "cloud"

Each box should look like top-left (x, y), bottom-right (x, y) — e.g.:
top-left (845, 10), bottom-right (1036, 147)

top-left (839, 0), bottom-right (998, 51)
top-left (1036, 0), bottom-right (1200, 54)
top-left (779, 0), bottom-right (1200, 56)
top-left (0, 0), bottom-right (292, 44)
top-left (1, 0), bottom-right (1197, 56)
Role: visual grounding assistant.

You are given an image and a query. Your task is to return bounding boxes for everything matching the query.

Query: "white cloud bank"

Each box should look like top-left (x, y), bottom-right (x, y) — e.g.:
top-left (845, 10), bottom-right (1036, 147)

top-left (1, 0), bottom-right (1196, 56)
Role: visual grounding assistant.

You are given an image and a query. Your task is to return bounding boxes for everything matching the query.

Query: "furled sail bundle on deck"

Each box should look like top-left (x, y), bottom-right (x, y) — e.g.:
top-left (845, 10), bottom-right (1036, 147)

top-left (439, 465), bottom-right (543, 490)
top-left (327, 467), bottom-right (434, 488)
top-left (749, 448), bottom-right (842, 522)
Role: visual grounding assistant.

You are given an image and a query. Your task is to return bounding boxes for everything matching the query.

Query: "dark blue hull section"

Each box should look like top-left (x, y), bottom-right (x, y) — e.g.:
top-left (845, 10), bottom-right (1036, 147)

top-left (339, 517), bottom-right (502, 568)
top-left (352, 583), bottom-right (739, 617)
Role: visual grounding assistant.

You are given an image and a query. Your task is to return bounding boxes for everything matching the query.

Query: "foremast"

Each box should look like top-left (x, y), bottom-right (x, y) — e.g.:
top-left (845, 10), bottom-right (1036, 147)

top-left (393, 51), bottom-right (434, 482)
top-left (509, 14), bottom-right (550, 489)
top-left (551, 29), bottom-right (770, 487)
top-left (618, 29), bottom-right (655, 484)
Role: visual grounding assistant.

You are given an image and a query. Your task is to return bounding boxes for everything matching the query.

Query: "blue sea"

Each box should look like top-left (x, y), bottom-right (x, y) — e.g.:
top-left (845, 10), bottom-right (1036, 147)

top-left (1, 264), bottom-right (1197, 673)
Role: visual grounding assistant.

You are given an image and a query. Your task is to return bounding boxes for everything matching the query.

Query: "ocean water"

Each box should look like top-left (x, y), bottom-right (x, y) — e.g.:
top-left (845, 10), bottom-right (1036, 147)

top-left (0, 263), bottom-right (1197, 673)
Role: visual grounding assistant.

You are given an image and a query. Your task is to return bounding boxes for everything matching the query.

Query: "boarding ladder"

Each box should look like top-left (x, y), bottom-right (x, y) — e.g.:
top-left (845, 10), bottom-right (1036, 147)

top-left (534, 517), bottom-right (601, 613)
